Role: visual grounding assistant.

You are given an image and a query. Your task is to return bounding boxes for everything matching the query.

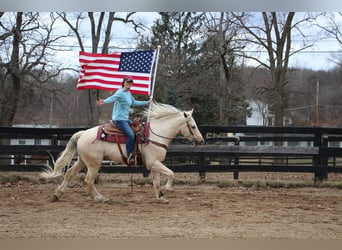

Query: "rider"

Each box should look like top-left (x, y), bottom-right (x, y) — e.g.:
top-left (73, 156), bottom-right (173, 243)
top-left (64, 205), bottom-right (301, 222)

top-left (96, 76), bottom-right (152, 165)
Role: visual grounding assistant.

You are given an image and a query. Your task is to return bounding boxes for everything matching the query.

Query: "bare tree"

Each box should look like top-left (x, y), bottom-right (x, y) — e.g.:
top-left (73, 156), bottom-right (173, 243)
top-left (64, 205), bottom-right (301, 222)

top-left (58, 12), bottom-right (146, 126)
top-left (204, 12), bottom-right (247, 125)
top-left (318, 12), bottom-right (342, 45)
top-left (317, 12), bottom-right (342, 67)
top-left (234, 12), bottom-right (316, 126)
top-left (0, 12), bottom-right (70, 126)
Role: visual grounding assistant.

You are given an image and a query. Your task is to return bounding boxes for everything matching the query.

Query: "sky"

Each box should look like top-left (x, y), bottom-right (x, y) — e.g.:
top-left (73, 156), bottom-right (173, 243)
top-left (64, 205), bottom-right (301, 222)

top-left (1, 11), bottom-right (340, 74)
top-left (2, 0), bottom-right (342, 12)
top-left (52, 12), bottom-right (160, 75)
top-left (51, 12), bottom-right (341, 75)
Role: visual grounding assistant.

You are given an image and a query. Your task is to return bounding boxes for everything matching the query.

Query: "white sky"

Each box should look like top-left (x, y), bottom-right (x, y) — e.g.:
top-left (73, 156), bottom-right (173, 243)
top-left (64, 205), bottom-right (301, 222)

top-left (50, 12), bottom-right (341, 74)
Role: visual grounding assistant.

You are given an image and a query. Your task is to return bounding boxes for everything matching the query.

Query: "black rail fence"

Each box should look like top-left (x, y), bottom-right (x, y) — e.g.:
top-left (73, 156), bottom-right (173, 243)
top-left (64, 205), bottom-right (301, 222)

top-left (1, 126), bottom-right (342, 182)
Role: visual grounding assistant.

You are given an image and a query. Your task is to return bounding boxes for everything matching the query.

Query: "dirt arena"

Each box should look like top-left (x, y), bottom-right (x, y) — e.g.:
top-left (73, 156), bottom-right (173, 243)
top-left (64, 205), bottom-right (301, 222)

top-left (0, 172), bottom-right (341, 239)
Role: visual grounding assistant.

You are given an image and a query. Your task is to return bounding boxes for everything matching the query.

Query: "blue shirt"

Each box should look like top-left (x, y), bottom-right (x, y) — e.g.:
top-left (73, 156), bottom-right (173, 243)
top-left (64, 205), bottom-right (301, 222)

top-left (103, 88), bottom-right (148, 121)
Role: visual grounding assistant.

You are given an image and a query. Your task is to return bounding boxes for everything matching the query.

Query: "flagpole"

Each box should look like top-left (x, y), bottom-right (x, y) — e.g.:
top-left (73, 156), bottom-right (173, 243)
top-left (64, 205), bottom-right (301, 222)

top-left (148, 45), bottom-right (161, 122)
top-left (150, 45), bottom-right (161, 100)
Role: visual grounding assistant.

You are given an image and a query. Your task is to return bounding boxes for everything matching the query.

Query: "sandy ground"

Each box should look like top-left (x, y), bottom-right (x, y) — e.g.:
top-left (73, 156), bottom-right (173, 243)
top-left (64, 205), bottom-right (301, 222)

top-left (0, 172), bottom-right (341, 239)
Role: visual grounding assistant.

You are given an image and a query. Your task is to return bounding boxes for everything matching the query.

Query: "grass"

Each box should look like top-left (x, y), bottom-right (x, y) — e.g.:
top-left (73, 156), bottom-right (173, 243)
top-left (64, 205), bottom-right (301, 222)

top-left (0, 172), bottom-right (62, 185)
top-left (216, 179), bottom-right (342, 189)
top-left (1, 172), bottom-right (342, 190)
top-left (0, 172), bottom-right (40, 185)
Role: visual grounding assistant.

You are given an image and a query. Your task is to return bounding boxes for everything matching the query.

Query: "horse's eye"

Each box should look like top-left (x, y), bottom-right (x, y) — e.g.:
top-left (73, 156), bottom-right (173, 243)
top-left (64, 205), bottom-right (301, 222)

top-left (191, 125), bottom-right (196, 129)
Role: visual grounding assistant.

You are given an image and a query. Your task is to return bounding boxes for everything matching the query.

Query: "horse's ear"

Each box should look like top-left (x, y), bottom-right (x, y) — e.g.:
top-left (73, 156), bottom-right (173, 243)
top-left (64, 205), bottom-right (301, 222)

top-left (184, 109), bottom-right (193, 118)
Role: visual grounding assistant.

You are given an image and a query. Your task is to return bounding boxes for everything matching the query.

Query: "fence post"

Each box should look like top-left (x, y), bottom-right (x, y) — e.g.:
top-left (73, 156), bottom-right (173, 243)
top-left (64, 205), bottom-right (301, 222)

top-left (49, 134), bottom-right (59, 167)
top-left (198, 128), bottom-right (209, 180)
top-left (198, 153), bottom-right (206, 179)
top-left (233, 136), bottom-right (240, 180)
top-left (313, 129), bottom-right (328, 183)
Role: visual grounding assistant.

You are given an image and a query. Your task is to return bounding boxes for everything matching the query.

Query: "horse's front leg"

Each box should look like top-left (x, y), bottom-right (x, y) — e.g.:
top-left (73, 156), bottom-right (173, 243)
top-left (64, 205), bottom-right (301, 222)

top-left (149, 161), bottom-right (175, 204)
top-left (151, 171), bottom-right (166, 203)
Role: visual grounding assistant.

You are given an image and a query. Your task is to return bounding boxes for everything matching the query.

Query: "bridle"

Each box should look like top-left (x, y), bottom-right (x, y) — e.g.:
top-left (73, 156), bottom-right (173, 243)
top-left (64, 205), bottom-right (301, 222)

top-left (147, 117), bottom-right (196, 149)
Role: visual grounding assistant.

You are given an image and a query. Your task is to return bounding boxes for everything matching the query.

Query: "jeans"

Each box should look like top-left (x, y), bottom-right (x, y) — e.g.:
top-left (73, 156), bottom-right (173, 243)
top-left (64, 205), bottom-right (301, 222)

top-left (114, 120), bottom-right (135, 156)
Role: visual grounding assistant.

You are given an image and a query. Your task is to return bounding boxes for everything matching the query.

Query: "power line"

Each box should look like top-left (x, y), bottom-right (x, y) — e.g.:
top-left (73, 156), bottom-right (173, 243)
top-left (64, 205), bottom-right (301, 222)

top-left (48, 43), bottom-right (342, 54)
top-left (244, 50), bottom-right (342, 54)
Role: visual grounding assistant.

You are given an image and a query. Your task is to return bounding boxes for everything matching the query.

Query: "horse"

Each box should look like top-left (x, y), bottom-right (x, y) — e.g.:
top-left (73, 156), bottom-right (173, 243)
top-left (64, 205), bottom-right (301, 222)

top-left (40, 102), bottom-right (204, 204)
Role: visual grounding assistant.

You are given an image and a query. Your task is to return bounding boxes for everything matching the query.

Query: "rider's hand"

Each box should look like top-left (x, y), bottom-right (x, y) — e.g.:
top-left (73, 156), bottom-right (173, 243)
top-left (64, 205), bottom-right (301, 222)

top-left (96, 99), bottom-right (104, 106)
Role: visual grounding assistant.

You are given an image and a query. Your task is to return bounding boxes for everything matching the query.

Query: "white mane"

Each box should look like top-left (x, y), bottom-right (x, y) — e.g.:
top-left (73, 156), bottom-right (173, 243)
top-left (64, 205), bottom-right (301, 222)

top-left (143, 102), bottom-right (183, 120)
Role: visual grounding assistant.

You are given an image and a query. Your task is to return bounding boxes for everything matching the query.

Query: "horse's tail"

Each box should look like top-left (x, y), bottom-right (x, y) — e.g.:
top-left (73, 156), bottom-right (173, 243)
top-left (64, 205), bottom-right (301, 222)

top-left (40, 130), bottom-right (85, 179)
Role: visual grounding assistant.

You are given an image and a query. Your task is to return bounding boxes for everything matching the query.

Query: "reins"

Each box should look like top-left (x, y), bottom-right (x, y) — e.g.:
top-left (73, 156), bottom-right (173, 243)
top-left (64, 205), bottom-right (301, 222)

top-left (146, 118), bottom-right (195, 149)
top-left (149, 126), bottom-right (174, 141)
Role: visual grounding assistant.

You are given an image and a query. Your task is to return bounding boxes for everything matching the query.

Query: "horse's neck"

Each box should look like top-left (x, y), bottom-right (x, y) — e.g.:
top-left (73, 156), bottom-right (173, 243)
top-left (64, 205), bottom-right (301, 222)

top-left (149, 114), bottom-right (182, 143)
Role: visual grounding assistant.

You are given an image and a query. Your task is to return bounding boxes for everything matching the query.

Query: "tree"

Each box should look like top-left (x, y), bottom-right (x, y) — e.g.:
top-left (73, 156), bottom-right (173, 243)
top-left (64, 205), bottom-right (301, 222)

top-left (139, 12), bottom-right (249, 125)
top-left (202, 12), bottom-right (248, 125)
top-left (234, 12), bottom-right (317, 126)
top-left (0, 12), bottom-right (70, 126)
top-left (148, 12), bottom-right (204, 105)
top-left (317, 12), bottom-right (342, 67)
top-left (58, 12), bottom-right (146, 126)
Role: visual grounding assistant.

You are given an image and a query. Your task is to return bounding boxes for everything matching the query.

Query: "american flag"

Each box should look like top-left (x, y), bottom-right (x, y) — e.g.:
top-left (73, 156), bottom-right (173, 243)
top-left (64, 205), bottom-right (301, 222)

top-left (77, 50), bottom-right (156, 95)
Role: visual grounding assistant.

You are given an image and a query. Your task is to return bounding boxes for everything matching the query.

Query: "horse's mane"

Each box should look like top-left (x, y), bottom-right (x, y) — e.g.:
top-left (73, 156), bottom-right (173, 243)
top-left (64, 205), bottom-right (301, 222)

top-left (143, 102), bottom-right (183, 120)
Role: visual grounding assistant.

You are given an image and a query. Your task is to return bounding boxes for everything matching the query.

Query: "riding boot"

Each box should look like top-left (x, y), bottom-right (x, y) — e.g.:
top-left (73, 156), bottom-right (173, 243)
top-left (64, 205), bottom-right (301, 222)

top-left (128, 153), bottom-right (136, 166)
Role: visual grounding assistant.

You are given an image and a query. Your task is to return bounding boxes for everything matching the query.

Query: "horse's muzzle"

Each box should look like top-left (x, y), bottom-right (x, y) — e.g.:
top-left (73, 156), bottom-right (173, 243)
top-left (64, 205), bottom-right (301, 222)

top-left (194, 139), bottom-right (204, 146)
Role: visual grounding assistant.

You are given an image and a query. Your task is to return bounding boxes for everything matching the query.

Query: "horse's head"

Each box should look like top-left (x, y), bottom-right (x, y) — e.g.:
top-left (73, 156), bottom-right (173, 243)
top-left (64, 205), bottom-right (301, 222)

top-left (180, 109), bottom-right (204, 145)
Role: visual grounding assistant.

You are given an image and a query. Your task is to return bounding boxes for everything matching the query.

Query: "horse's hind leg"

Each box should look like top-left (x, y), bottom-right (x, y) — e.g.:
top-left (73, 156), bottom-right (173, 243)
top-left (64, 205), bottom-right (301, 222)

top-left (84, 165), bottom-right (109, 203)
top-left (53, 158), bottom-right (85, 201)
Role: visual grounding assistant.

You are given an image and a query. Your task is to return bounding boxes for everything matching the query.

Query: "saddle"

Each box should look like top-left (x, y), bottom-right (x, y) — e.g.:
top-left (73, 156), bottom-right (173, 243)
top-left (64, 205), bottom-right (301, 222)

top-left (96, 115), bottom-right (148, 166)
top-left (103, 117), bottom-right (142, 135)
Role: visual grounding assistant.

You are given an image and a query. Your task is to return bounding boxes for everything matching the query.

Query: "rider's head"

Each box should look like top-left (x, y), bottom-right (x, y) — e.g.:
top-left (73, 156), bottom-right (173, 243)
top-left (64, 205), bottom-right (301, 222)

top-left (122, 76), bottom-right (134, 87)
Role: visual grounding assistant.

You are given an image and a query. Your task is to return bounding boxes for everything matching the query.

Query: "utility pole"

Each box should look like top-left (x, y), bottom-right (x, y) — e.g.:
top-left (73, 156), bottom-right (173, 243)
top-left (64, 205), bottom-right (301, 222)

top-left (315, 79), bottom-right (320, 126)
top-left (49, 91), bottom-right (53, 128)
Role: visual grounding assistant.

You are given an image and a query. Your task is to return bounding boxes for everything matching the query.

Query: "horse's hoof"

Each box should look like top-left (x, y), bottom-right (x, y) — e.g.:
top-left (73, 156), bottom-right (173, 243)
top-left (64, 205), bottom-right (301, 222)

top-left (95, 196), bottom-right (110, 203)
top-left (104, 199), bottom-right (113, 204)
top-left (163, 186), bottom-right (174, 192)
top-left (103, 198), bottom-right (111, 203)
top-left (158, 197), bottom-right (169, 204)
top-left (50, 195), bottom-right (59, 202)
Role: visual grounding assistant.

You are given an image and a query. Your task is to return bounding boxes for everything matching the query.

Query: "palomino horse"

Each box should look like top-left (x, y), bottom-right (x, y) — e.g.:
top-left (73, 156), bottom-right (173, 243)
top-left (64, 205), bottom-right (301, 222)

top-left (41, 102), bottom-right (204, 204)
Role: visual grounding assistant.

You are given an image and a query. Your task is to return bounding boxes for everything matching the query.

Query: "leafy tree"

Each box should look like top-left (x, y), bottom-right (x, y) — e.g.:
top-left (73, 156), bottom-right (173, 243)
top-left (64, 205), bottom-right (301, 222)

top-left (148, 13), bottom-right (205, 105)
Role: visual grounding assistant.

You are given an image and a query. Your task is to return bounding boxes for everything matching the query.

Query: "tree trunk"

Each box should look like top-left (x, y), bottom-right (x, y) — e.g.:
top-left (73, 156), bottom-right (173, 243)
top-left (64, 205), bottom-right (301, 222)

top-left (263, 12), bottom-right (295, 127)
top-left (0, 12), bottom-right (22, 127)
top-left (217, 12), bottom-right (232, 125)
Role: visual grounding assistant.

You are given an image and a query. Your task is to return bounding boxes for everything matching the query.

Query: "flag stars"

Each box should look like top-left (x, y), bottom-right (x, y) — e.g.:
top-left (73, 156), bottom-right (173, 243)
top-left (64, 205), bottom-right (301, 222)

top-left (119, 50), bottom-right (154, 73)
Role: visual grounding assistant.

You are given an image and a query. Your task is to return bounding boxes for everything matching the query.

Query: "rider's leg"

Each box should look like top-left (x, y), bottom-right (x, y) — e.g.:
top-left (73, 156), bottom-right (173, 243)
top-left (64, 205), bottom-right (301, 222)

top-left (115, 120), bottom-right (135, 163)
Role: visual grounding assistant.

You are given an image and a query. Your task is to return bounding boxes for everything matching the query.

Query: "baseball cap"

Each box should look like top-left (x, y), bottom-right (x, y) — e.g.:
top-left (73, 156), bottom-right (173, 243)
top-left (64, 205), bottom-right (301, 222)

top-left (124, 75), bottom-right (133, 82)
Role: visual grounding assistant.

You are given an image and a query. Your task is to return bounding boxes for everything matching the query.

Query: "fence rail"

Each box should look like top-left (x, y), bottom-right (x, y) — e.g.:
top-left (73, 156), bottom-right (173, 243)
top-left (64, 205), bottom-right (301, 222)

top-left (1, 125), bottom-right (342, 181)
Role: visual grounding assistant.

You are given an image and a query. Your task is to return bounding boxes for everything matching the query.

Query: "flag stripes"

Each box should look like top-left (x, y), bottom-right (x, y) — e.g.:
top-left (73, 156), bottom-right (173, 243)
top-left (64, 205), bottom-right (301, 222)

top-left (77, 50), bottom-right (155, 96)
